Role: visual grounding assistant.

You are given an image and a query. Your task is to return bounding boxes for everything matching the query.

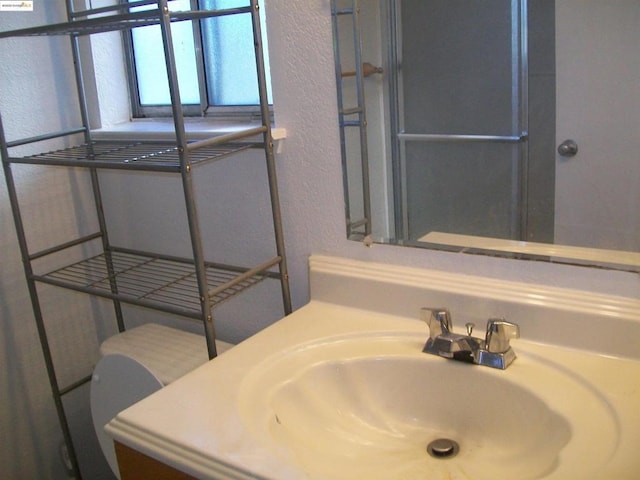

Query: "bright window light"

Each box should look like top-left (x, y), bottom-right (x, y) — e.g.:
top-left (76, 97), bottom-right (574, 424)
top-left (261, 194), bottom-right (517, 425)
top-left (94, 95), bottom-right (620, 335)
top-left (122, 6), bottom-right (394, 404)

top-left (128, 0), bottom-right (272, 109)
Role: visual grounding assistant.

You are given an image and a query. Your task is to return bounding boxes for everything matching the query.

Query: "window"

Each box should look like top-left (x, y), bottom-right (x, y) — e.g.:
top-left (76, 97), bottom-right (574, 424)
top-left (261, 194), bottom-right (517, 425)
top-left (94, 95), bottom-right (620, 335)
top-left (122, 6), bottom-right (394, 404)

top-left (125, 0), bottom-right (272, 118)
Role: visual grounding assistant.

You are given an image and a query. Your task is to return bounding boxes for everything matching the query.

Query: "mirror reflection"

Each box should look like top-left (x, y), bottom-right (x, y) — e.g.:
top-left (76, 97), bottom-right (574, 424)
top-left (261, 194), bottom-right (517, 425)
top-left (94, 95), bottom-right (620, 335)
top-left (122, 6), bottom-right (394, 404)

top-left (332, 0), bottom-right (640, 266)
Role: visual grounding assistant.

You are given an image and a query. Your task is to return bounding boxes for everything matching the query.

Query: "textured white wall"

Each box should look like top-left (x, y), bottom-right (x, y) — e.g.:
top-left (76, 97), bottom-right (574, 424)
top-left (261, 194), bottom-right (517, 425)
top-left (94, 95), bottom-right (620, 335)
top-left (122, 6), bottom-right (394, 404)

top-left (1, 1), bottom-right (639, 479)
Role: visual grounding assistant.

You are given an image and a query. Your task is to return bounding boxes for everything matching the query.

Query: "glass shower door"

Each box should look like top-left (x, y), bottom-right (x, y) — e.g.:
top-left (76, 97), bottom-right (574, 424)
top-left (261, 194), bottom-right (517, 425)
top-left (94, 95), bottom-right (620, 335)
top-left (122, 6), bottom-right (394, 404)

top-left (391, 0), bottom-right (527, 242)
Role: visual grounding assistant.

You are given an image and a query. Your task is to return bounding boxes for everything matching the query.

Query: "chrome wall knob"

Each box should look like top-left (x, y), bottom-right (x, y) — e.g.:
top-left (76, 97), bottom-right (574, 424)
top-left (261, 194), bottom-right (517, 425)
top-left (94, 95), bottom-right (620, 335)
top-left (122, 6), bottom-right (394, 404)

top-left (557, 139), bottom-right (578, 157)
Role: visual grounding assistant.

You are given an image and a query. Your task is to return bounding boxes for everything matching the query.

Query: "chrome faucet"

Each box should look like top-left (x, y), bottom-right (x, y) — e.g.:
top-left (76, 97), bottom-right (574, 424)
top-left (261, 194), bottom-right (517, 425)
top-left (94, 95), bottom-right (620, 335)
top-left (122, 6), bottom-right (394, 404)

top-left (421, 307), bottom-right (520, 369)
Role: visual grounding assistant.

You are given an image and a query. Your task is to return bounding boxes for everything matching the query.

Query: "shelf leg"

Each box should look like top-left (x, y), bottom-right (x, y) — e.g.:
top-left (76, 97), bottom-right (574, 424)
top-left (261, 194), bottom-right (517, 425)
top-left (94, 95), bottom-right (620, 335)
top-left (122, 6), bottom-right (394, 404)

top-left (251, 0), bottom-right (293, 315)
top-left (157, 0), bottom-right (219, 358)
top-left (1, 152), bottom-right (84, 479)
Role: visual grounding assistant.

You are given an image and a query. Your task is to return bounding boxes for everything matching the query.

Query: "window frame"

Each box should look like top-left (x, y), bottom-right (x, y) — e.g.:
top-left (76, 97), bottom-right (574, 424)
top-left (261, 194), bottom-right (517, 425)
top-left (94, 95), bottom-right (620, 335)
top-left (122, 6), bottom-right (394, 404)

top-left (121, 0), bottom-right (272, 121)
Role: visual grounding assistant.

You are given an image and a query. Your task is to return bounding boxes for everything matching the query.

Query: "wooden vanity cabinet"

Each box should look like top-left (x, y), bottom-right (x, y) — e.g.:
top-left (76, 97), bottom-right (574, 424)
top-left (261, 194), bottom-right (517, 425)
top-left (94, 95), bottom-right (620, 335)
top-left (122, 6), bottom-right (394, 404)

top-left (115, 442), bottom-right (196, 480)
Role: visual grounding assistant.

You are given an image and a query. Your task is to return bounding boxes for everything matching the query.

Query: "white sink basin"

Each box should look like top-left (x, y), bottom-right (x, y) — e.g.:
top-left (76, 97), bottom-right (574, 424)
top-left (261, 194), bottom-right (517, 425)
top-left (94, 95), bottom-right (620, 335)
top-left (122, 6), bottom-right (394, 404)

top-left (239, 333), bottom-right (618, 480)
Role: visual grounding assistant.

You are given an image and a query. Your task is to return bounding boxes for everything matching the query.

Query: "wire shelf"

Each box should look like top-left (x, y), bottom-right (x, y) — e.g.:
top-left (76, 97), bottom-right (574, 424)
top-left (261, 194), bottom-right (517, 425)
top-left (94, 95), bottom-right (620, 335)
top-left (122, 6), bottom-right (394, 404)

top-left (33, 249), bottom-right (278, 319)
top-left (0, 6), bottom-right (253, 38)
top-left (7, 140), bottom-right (254, 172)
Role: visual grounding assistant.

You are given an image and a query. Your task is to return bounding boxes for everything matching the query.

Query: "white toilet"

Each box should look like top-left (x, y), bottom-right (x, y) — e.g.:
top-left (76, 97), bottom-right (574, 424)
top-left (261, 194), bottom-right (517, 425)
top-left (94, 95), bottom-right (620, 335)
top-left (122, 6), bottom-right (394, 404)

top-left (90, 323), bottom-right (232, 478)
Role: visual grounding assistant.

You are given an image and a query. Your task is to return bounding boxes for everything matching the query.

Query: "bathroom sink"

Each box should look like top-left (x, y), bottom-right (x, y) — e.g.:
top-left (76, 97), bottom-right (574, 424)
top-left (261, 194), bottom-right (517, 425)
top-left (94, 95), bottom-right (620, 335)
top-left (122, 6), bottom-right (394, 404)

top-left (105, 257), bottom-right (640, 480)
top-left (239, 333), bottom-right (618, 480)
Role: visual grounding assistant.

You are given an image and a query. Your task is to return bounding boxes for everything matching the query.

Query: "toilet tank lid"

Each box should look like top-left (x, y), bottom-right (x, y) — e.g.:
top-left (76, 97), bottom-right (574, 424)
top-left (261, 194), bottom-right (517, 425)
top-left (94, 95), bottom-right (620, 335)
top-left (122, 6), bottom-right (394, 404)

top-left (99, 323), bottom-right (233, 385)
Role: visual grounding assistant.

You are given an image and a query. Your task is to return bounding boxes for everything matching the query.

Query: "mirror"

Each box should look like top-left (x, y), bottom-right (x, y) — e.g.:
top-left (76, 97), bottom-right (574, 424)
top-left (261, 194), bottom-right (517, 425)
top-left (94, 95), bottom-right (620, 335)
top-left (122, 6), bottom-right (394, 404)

top-left (331, 0), bottom-right (640, 271)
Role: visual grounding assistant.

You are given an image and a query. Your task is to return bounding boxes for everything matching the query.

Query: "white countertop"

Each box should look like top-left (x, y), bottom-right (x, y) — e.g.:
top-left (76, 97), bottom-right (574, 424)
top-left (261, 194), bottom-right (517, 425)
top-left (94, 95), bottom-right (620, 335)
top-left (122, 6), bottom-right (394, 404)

top-left (106, 255), bottom-right (640, 479)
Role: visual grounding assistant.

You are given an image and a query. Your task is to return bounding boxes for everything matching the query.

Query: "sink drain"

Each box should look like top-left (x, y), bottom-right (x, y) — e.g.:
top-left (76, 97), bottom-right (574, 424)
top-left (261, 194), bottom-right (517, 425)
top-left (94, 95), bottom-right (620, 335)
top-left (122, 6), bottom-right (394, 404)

top-left (426, 438), bottom-right (460, 459)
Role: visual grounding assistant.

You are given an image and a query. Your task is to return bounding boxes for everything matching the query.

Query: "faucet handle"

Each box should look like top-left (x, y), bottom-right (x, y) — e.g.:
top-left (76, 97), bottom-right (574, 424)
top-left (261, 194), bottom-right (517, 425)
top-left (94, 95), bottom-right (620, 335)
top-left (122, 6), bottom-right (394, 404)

top-left (420, 307), bottom-right (452, 339)
top-left (485, 319), bottom-right (520, 353)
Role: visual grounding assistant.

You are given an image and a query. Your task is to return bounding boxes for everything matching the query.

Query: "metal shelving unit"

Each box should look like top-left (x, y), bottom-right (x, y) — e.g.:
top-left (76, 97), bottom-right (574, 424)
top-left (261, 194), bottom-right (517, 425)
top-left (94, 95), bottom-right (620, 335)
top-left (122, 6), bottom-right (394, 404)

top-left (0, 1), bottom-right (291, 479)
top-left (330, 0), bottom-right (372, 240)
